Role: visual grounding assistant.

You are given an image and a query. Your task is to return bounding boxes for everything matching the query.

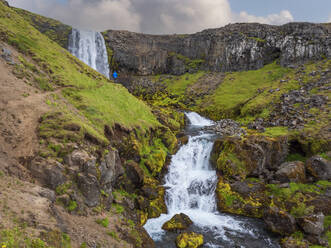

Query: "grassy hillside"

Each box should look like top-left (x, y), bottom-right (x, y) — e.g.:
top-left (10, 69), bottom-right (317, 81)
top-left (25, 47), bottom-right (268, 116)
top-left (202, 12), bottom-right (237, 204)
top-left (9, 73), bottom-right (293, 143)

top-left (13, 7), bottom-right (72, 48)
top-left (0, 1), bottom-right (159, 145)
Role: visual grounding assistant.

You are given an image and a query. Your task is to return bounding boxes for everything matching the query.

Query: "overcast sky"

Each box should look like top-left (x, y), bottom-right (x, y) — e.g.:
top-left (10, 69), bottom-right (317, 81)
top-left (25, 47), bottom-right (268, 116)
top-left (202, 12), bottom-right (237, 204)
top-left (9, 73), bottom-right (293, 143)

top-left (7, 0), bottom-right (331, 34)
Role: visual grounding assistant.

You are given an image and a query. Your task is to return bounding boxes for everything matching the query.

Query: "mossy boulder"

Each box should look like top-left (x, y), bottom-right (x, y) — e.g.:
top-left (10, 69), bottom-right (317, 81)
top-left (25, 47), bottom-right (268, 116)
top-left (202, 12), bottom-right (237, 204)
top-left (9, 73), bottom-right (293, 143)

top-left (176, 232), bottom-right (204, 248)
top-left (162, 213), bottom-right (193, 232)
top-left (216, 178), bottom-right (267, 218)
top-left (263, 206), bottom-right (297, 235)
top-left (211, 135), bottom-right (288, 181)
top-left (275, 161), bottom-right (306, 183)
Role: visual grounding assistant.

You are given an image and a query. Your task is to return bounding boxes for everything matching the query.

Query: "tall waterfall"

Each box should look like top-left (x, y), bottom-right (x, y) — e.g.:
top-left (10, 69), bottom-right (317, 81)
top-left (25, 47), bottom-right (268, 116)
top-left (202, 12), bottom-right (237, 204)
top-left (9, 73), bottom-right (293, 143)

top-left (68, 28), bottom-right (110, 78)
top-left (144, 112), bottom-right (279, 248)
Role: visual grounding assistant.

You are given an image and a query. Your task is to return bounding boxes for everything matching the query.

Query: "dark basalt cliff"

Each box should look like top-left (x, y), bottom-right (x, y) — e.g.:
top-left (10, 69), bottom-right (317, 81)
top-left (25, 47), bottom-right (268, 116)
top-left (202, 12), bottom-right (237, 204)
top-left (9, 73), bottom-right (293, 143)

top-left (104, 22), bottom-right (331, 75)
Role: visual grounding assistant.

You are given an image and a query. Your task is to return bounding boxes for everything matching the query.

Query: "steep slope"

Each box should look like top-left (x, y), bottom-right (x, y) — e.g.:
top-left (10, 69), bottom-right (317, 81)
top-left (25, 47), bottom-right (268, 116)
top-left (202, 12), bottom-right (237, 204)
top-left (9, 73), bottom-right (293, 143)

top-left (0, 2), bottom-right (182, 247)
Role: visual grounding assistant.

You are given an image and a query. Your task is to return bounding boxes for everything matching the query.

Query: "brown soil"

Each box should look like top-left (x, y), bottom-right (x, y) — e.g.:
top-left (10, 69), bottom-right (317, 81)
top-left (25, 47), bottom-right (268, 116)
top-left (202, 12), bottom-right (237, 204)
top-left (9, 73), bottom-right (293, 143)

top-left (0, 43), bottom-right (50, 178)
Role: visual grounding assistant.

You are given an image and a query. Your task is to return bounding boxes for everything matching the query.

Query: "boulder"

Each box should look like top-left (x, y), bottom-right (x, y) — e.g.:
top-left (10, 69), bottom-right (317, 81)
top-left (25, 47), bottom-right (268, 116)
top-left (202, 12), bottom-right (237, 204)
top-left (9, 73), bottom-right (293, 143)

top-left (28, 161), bottom-right (66, 190)
top-left (263, 207), bottom-right (297, 235)
top-left (162, 213), bottom-right (193, 232)
top-left (99, 150), bottom-right (124, 192)
top-left (297, 213), bottom-right (324, 236)
top-left (1, 47), bottom-right (14, 64)
top-left (275, 161), bottom-right (306, 183)
top-left (76, 173), bottom-right (100, 207)
top-left (124, 160), bottom-right (144, 188)
top-left (69, 150), bottom-right (97, 176)
top-left (306, 156), bottom-right (331, 180)
top-left (176, 232), bottom-right (204, 248)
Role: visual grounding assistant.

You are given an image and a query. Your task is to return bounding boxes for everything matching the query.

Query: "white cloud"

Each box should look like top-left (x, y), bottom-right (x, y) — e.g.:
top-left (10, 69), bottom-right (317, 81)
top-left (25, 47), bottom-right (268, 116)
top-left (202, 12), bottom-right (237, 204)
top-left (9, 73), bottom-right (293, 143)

top-left (328, 13), bottom-right (331, 22)
top-left (236, 10), bottom-right (294, 25)
top-left (8, 0), bottom-right (294, 34)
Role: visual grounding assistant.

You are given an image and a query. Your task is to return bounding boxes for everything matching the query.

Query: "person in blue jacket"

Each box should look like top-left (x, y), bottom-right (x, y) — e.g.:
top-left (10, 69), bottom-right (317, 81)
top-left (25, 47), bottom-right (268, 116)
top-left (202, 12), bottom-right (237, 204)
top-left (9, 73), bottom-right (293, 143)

top-left (112, 71), bottom-right (118, 79)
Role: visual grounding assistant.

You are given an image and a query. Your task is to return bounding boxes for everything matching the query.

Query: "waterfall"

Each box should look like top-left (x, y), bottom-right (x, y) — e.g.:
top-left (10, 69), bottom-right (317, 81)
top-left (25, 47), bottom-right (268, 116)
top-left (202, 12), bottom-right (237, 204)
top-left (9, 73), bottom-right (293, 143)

top-left (144, 112), bottom-right (279, 248)
top-left (68, 28), bottom-right (110, 78)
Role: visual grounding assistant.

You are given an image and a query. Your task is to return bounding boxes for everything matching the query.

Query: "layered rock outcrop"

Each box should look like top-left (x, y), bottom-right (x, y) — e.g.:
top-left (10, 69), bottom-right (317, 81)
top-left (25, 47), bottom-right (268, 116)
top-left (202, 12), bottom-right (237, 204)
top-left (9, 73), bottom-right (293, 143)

top-left (104, 22), bottom-right (331, 75)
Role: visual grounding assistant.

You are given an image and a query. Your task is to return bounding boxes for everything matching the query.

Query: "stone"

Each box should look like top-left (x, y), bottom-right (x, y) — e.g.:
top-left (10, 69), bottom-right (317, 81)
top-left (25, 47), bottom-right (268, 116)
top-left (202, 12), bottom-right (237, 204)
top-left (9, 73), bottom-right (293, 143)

top-left (263, 207), bottom-right (297, 235)
top-left (275, 161), bottom-right (306, 183)
top-left (162, 213), bottom-right (193, 232)
top-left (37, 187), bottom-right (56, 202)
top-left (1, 47), bottom-right (14, 64)
top-left (306, 156), bottom-right (331, 180)
top-left (124, 160), bottom-right (144, 188)
top-left (28, 161), bottom-right (66, 190)
top-left (76, 173), bottom-right (100, 207)
top-left (297, 213), bottom-right (325, 236)
top-left (99, 150), bottom-right (124, 193)
top-left (176, 232), bottom-right (204, 248)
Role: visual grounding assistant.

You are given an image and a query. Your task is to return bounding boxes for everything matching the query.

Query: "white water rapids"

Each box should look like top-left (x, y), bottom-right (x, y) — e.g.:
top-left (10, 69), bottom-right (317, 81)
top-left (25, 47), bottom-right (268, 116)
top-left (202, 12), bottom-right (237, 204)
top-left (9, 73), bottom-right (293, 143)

top-left (144, 112), bottom-right (279, 248)
top-left (68, 28), bottom-right (110, 78)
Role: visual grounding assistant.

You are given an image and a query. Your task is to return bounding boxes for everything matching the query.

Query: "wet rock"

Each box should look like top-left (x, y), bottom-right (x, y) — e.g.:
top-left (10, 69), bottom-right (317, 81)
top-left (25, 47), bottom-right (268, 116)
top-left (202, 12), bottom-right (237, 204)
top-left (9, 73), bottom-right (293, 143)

top-left (124, 160), bottom-right (144, 188)
top-left (76, 173), bottom-right (100, 207)
top-left (162, 213), bottom-right (193, 232)
top-left (297, 213), bottom-right (324, 236)
top-left (275, 161), bottom-right (306, 183)
top-left (263, 207), bottom-right (297, 235)
top-left (305, 156), bottom-right (331, 180)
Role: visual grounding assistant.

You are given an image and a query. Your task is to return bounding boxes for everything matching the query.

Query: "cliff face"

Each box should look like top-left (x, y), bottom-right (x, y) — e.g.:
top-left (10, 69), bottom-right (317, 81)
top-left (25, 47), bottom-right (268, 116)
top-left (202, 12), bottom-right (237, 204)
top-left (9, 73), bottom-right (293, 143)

top-left (104, 22), bottom-right (331, 75)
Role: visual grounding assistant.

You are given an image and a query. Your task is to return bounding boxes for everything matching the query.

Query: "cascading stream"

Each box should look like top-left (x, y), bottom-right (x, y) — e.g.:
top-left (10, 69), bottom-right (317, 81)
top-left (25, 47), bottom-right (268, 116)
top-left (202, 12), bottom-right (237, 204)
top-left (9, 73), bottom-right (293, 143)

top-left (144, 112), bottom-right (280, 248)
top-left (68, 28), bottom-right (110, 78)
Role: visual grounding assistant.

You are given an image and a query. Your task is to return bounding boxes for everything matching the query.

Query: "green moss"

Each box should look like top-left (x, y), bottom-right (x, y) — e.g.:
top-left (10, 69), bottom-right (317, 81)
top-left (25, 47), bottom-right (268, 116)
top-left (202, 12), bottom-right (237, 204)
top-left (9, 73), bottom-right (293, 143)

top-left (216, 180), bottom-right (264, 218)
top-left (0, 227), bottom-right (49, 248)
top-left (112, 203), bottom-right (124, 214)
top-left (96, 218), bottom-right (109, 228)
top-left (290, 202), bottom-right (314, 217)
top-left (106, 231), bottom-right (119, 241)
top-left (168, 52), bottom-right (205, 71)
top-left (55, 182), bottom-right (72, 195)
top-left (263, 127), bottom-right (290, 137)
top-left (286, 153), bottom-right (307, 162)
top-left (66, 201), bottom-right (77, 212)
